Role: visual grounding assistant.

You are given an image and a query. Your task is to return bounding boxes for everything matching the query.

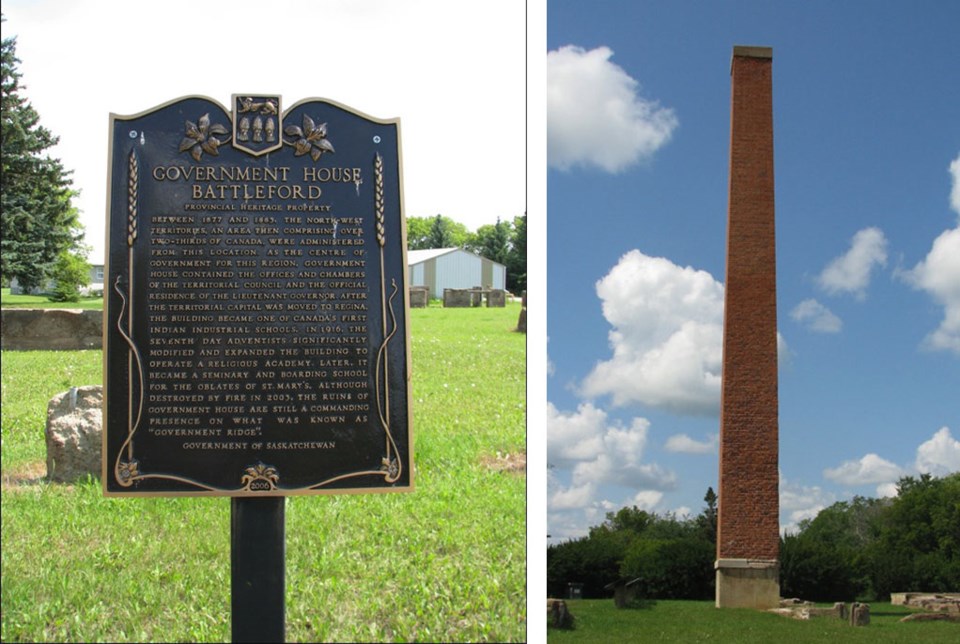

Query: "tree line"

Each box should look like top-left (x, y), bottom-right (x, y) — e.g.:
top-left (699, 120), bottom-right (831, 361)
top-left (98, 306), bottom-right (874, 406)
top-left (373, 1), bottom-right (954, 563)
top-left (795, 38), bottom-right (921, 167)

top-left (406, 213), bottom-right (526, 294)
top-left (781, 472), bottom-right (960, 601)
top-left (548, 473), bottom-right (959, 602)
top-left (548, 489), bottom-right (718, 600)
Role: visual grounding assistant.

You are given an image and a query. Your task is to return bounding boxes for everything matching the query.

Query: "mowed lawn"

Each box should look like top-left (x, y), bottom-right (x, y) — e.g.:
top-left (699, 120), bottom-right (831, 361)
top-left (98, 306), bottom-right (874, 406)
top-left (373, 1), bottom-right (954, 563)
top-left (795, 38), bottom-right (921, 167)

top-left (547, 599), bottom-right (959, 643)
top-left (0, 288), bottom-right (103, 310)
top-left (1, 303), bottom-right (526, 642)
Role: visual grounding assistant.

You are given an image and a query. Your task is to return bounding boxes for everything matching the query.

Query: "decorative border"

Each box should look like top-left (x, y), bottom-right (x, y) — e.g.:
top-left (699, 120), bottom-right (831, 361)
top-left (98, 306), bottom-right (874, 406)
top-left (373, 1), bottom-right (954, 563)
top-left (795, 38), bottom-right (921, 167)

top-left (109, 101), bottom-right (406, 494)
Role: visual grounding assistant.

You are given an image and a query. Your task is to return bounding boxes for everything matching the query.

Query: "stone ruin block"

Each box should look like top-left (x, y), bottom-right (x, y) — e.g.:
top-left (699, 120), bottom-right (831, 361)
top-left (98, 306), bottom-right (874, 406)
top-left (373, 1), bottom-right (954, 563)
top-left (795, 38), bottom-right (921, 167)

top-left (834, 602), bottom-right (848, 620)
top-left (605, 578), bottom-right (642, 609)
top-left (409, 286), bottom-right (429, 308)
top-left (772, 600), bottom-right (848, 622)
top-left (850, 602), bottom-right (870, 626)
top-left (486, 289), bottom-right (506, 307)
top-left (899, 593), bottom-right (960, 613)
top-left (547, 599), bottom-right (574, 629)
top-left (443, 288), bottom-right (472, 307)
top-left (470, 287), bottom-right (484, 307)
top-left (46, 385), bottom-right (103, 482)
top-left (1, 308), bottom-right (103, 350)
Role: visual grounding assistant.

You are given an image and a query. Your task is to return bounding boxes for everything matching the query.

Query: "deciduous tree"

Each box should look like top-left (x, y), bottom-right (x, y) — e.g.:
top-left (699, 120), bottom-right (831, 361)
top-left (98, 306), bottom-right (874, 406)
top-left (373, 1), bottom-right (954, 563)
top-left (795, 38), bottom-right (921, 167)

top-left (405, 215), bottom-right (433, 250)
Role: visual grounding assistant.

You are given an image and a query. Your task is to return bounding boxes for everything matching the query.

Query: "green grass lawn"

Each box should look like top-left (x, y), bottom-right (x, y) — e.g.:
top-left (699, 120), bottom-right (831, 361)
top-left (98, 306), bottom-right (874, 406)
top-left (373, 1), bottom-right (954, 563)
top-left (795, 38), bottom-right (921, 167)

top-left (1, 303), bottom-right (526, 642)
top-left (547, 599), bottom-right (958, 643)
top-left (1, 287), bottom-right (103, 310)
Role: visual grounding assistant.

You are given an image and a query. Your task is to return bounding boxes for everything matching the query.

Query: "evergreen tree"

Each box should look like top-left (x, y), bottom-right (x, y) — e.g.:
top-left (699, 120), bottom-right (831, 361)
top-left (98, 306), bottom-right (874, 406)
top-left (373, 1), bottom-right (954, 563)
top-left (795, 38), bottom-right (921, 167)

top-left (423, 214), bottom-right (471, 249)
top-left (427, 214), bottom-right (454, 248)
top-left (472, 214), bottom-right (526, 293)
top-left (1, 17), bottom-right (80, 291)
top-left (505, 213), bottom-right (526, 293)
top-left (478, 217), bottom-right (510, 265)
top-left (696, 487), bottom-right (718, 545)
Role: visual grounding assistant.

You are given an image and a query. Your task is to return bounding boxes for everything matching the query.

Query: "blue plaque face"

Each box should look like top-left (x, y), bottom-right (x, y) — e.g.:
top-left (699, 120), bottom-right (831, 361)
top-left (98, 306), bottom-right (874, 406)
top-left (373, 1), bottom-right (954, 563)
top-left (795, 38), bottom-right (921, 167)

top-left (103, 95), bottom-right (413, 496)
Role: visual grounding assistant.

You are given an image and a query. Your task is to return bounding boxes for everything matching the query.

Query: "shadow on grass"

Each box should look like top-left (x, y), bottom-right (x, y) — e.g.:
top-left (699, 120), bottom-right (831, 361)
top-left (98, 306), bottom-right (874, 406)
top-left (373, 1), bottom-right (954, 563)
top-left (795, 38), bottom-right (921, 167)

top-left (621, 597), bottom-right (658, 610)
top-left (868, 606), bottom-right (914, 617)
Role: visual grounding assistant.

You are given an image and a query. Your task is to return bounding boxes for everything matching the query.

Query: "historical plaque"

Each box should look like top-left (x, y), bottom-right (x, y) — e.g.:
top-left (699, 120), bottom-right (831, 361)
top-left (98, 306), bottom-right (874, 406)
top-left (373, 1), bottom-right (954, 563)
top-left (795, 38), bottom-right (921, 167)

top-left (103, 95), bottom-right (413, 496)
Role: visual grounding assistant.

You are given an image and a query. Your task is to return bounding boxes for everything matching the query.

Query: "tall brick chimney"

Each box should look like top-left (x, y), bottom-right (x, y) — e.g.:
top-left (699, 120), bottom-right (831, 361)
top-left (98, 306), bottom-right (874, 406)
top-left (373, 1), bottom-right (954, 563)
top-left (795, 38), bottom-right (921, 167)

top-left (715, 45), bottom-right (780, 609)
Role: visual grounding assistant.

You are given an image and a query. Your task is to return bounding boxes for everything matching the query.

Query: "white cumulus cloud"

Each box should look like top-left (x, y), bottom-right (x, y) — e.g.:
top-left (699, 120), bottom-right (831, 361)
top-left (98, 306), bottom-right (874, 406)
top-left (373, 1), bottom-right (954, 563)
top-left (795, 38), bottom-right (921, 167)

top-left (547, 45), bottom-right (678, 173)
top-left (823, 453), bottom-right (905, 486)
top-left (784, 426), bottom-right (957, 534)
top-left (629, 490), bottom-right (665, 510)
top-left (903, 155), bottom-right (960, 356)
top-left (815, 426), bottom-right (958, 504)
top-left (915, 426), bottom-right (960, 476)
top-left (876, 482), bottom-right (900, 498)
top-left (546, 401), bottom-right (676, 542)
top-left (580, 250), bottom-right (789, 415)
top-left (547, 401), bottom-right (674, 491)
top-left (664, 433), bottom-right (718, 454)
top-left (549, 481), bottom-right (598, 511)
top-left (546, 401), bottom-right (676, 540)
top-left (818, 227), bottom-right (888, 299)
top-left (791, 298), bottom-right (842, 333)
top-left (579, 250), bottom-right (724, 415)
top-left (548, 401), bottom-right (612, 466)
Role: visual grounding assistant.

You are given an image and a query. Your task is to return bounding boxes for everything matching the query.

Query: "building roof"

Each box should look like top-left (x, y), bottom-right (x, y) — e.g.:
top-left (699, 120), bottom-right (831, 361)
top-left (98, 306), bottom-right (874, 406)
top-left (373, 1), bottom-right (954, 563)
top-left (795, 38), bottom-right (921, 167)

top-left (407, 247), bottom-right (461, 264)
top-left (407, 247), bottom-right (505, 268)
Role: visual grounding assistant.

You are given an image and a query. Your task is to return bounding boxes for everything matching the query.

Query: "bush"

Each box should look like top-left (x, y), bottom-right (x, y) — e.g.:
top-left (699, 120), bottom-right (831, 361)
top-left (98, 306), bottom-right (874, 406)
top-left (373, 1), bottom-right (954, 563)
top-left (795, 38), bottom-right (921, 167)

top-left (548, 529), bottom-right (633, 598)
top-left (47, 249), bottom-right (90, 302)
top-left (780, 532), bottom-right (866, 601)
top-left (621, 537), bottom-right (714, 599)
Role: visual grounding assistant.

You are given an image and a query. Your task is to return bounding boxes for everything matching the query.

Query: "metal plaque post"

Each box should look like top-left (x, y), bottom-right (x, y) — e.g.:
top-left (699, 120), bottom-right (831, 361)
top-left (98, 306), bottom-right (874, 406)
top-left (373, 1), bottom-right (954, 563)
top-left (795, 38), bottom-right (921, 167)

top-left (231, 497), bottom-right (285, 642)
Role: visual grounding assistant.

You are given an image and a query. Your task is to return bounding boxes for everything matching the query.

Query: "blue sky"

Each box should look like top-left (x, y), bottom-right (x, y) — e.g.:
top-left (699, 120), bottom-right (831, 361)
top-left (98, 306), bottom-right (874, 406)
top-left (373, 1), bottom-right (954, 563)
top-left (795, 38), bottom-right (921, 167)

top-left (546, 0), bottom-right (960, 542)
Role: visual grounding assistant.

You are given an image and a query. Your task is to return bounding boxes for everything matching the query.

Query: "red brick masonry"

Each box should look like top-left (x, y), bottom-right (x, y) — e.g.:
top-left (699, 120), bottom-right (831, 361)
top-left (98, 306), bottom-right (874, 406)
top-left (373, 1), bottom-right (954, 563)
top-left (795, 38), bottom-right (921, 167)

top-left (717, 47), bottom-right (780, 562)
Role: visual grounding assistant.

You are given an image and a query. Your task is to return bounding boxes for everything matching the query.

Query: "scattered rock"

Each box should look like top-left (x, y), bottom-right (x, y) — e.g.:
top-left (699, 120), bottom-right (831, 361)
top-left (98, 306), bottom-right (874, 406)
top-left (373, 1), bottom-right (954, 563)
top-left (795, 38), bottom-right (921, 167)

top-left (45, 386), bottom-right (103, 483)
top-left (779, 598), bottom-right (809, 607)
top-left (899, 612), bottom-right (960, 623)
top-left (772, 599), bottom-right (846, 621)
top-left (896, 593), bottom-right (960, 613)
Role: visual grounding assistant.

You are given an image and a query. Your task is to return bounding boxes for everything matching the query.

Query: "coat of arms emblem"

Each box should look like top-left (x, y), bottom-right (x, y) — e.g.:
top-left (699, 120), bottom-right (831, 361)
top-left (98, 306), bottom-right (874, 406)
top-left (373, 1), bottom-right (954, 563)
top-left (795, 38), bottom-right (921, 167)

top-left (232, 94), bottom-right (282, 156)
